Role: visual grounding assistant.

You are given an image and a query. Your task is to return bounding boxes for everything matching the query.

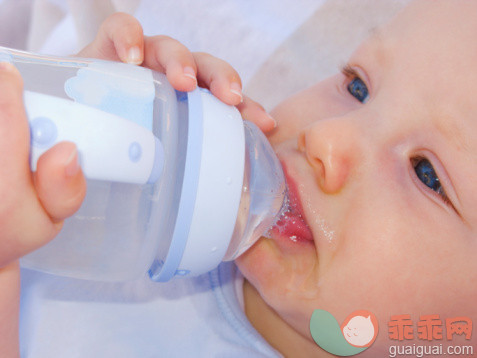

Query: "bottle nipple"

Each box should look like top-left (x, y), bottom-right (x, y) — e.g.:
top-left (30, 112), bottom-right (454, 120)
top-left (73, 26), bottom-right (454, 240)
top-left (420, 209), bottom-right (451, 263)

top-left (263, 190), bottom-right (290, 239)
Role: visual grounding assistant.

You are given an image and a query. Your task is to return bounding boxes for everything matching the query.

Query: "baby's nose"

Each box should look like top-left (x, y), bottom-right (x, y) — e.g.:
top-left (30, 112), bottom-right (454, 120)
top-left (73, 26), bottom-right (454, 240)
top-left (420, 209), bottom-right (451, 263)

top-left (298, 118), bottom-right (362, 194)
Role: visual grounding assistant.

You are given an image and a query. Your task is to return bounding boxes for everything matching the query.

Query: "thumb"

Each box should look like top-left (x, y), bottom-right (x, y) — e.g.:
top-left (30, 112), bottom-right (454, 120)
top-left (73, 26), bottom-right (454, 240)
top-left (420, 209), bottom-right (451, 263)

top-left (33, 142), bottom-right (86, 222)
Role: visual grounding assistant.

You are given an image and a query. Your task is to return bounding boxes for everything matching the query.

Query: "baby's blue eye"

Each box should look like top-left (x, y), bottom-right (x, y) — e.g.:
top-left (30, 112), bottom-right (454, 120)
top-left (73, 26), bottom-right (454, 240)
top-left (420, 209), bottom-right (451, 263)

top-left (414, 158), bottom-right (446, 198)
top-left (347, 77), bottom-right (369, 103)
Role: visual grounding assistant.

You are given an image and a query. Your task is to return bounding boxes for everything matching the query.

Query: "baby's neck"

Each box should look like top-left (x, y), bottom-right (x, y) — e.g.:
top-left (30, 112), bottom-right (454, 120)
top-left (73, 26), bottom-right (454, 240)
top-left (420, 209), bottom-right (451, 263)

top-left (243, 280), bottom-right (327, 357)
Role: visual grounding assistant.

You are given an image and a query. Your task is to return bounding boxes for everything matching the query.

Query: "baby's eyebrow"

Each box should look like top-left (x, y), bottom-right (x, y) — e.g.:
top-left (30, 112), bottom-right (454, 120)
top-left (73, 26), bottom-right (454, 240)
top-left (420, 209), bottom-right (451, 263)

top-left (368, 27), bottom-right (381, 38)
top-left (361, 27), bottom-right (387, 65)
top-left (434, 113), bottom-right (470, 154)
top-left (368, 27), bottom-right (384, 44)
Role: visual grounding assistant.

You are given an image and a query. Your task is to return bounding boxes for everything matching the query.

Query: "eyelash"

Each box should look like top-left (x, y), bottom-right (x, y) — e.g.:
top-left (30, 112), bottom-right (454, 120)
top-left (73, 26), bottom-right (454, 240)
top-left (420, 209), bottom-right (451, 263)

top-left (411, 156), bottom-right (452, 207)
top-left (340, 65), bottom-right (369, 103)
top-left (341, 64), bottom-right (358, 78)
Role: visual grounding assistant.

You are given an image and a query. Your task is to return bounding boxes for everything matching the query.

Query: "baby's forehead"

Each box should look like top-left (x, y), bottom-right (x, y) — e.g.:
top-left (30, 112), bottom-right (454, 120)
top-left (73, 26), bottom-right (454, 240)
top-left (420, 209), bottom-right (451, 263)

top-left (367, 0), bottom-right (477, 123)
top-left (382, 0), bottom-right (477, 61)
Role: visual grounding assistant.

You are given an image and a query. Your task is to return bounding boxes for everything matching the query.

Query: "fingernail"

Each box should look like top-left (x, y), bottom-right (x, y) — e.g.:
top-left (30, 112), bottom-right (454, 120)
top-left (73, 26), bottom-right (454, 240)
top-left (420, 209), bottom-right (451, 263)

top-left (267, 113), bottom-right (278, 128)
top-left (183, 66), bottom-right (197, 83)
top-left (127, 46), bottom-right (142, 65)
top-left (65, 147), bottom-right (80, 177)
top-left (230, 82), bottom-right (243, 103)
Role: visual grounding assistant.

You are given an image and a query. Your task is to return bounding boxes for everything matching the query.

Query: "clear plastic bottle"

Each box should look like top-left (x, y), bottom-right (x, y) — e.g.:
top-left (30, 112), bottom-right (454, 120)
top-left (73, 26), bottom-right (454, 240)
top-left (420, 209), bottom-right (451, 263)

top-left (2, 47), bottom-right (287, 282)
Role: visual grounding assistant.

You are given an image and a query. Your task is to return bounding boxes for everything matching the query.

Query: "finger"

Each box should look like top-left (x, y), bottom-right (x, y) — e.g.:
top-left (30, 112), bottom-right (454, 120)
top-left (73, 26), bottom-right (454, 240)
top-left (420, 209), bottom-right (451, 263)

top-left (0, 63), bottom-right (29, 174)
top-left (192, 52), bottom-right (243, 106)
top-left (0, 64), bottom-right (59, 265)
top-left (237, 95), bottom-right (277, 133)
top-left (77, 12), bottom-right (144, 65)
top-left (0, 261), bottom-right (20, 357)
top-left (143, 35), bottom-right (198, 92)
top-left (34, 142), bottom-right (87, 222)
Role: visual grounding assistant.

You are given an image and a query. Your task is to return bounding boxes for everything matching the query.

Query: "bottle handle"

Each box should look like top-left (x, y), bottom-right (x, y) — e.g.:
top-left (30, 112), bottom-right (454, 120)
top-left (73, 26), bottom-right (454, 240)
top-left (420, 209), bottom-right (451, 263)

top-left (25, 90), bottom-right (164, 184)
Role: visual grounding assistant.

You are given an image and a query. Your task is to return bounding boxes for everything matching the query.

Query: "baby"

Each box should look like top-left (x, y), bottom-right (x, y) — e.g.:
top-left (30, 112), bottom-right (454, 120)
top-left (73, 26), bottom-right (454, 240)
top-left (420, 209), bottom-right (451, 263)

top-left (236, 0), bottom-right (477, 356)
top-left (2, 0), bottom-right (476, 357)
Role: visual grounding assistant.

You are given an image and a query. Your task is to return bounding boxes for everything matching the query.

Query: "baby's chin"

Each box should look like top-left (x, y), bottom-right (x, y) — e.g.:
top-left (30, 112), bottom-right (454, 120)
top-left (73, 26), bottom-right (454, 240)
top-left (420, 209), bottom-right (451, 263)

top-left (236, 235), bottom-right (320, 307)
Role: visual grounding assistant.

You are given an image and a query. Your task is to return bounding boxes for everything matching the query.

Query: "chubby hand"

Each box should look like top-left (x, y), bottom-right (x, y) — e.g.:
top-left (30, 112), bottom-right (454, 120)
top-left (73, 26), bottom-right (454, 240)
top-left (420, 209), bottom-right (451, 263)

top-left (78, 12), bottom-right (277, 132)
top-left (0, 64), bottom-right (86, 268)
top-left (0, 62), bottom-right (87, 358)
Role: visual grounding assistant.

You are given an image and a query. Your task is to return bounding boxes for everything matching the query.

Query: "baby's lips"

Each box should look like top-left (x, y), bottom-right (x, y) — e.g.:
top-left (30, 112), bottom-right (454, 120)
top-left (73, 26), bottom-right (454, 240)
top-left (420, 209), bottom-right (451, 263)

top-left (275, 211), bottom-right (314, 241)
top-left (271, 162), bottom-right (314, 242)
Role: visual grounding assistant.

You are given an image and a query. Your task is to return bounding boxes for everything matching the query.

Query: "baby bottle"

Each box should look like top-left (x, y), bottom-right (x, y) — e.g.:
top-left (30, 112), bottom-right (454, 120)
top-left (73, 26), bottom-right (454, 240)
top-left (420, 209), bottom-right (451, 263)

top-left (2, 47), bottom-right (286, 282)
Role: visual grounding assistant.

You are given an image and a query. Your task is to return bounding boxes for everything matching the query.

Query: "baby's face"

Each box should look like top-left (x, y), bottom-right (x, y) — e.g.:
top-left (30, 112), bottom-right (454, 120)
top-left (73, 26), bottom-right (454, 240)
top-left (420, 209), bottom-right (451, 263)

top-left (236, 0), bottom-right (477, 353)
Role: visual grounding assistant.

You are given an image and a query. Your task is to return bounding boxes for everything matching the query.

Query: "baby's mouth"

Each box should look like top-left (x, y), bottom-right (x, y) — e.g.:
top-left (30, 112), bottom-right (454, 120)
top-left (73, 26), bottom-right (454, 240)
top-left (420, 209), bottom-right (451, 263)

top-left (267, 163), bottom-right (314, 243)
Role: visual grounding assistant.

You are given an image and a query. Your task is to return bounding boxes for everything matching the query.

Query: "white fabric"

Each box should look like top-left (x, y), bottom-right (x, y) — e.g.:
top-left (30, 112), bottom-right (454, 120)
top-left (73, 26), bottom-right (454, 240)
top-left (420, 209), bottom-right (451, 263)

top-left (134, 0), bottom-right (324, 85)
top-left (18, 0), bottom-right (325, 86)
top-left (20, 263), bottom-right (280, 357)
